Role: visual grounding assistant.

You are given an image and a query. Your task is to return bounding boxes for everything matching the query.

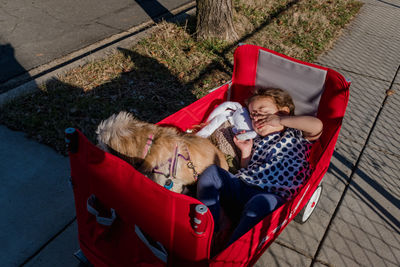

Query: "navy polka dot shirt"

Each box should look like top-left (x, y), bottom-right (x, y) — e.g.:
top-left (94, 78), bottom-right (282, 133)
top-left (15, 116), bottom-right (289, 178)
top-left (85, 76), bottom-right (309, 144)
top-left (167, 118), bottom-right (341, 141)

top-left (236, 128), bottom-right (313, 200)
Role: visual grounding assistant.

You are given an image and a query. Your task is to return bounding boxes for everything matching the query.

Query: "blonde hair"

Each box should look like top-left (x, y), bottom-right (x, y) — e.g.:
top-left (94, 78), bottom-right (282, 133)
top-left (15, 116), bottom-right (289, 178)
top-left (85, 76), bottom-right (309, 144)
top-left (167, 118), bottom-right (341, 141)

top-left (246, 87), bottom-right (295, 115)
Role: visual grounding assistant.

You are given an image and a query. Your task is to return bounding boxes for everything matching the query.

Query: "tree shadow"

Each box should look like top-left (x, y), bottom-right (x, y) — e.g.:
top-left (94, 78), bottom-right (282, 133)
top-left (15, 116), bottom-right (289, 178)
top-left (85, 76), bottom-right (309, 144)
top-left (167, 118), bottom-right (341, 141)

top-left (0, 43), bottom-right (34, 94)
top-left (317, 149), bottom-right (400, 266)
top-left (377, 0), bottom-right (400, 8)
top-left (329, 151), bottom-right (400, 233)
top-left (0, 43), bottom-right (39, 108)
top-left (134, 0), bottom-right (174, 22)
top-left (332, 149), bottom-right (399, 221)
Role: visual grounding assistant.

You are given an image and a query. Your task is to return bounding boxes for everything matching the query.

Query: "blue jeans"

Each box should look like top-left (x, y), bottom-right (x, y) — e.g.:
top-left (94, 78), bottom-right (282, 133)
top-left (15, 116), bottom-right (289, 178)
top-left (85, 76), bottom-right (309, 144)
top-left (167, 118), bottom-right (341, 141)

top-left (197, 165), bottom-right (284, 246)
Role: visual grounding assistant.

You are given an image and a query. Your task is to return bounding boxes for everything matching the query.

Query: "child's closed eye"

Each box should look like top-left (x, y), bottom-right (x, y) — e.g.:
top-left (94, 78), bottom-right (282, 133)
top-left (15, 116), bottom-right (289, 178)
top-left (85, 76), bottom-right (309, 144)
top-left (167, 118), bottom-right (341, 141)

top-left (250, 111), bottom-right (270, 119)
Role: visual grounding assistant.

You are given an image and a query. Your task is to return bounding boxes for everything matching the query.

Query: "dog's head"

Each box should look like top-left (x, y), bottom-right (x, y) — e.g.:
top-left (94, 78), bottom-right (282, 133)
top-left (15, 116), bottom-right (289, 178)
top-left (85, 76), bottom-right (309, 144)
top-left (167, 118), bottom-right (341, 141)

top-left (139, 158), bottom-right (196, 194)
top-left (96, 111), bottom-right (134, 152)
top-left (147, 172), bottom-right (186, 193)
top-left (96, 111), bottom-right (154, 163)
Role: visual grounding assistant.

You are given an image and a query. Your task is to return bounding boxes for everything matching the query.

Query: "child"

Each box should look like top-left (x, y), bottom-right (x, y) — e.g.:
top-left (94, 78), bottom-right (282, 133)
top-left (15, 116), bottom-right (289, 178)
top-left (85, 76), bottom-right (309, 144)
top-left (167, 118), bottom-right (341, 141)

top-left (196, 87), bottom-right (323, 248)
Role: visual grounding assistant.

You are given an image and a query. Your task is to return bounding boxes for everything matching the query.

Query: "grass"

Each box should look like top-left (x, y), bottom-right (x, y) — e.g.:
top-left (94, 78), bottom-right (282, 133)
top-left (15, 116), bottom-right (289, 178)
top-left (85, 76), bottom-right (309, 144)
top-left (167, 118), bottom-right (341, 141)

top-left (0, 0), bottom-right (362, 155)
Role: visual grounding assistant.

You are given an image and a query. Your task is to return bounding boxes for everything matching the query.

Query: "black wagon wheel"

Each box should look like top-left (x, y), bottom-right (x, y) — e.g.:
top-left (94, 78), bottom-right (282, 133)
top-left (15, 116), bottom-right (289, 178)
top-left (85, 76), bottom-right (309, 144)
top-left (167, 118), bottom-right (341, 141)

top-left (294, 184), bottom-right (323, 224)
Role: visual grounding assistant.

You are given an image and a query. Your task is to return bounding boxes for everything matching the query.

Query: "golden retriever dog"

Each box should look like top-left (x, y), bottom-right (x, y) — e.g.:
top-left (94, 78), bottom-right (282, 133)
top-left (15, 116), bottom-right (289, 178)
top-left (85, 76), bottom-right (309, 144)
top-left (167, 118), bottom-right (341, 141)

top-left (96, 111), bottom-right (228, 193)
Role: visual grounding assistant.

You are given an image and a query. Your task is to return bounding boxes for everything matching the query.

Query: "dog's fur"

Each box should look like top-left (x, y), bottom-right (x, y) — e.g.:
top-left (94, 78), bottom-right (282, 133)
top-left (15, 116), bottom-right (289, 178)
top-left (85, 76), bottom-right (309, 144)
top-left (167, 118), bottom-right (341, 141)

top-left (96, 111), bottom-right (228, 193)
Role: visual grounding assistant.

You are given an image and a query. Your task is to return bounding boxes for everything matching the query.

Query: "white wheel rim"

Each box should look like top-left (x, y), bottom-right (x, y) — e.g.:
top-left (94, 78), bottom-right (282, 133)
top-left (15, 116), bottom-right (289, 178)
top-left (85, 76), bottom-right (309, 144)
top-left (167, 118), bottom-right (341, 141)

top-left (302, 186), bottom-right (322, 222)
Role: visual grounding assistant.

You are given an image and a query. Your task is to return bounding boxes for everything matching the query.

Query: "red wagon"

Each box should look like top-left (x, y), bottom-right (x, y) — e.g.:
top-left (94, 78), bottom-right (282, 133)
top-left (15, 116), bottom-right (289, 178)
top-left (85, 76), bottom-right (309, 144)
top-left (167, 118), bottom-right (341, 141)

top-left (66, 44), bottom-right (350, 266)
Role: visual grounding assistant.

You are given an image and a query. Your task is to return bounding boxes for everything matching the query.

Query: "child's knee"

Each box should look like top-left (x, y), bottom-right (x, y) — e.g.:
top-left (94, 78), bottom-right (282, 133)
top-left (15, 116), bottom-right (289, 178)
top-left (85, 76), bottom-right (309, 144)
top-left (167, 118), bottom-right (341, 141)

top-left (203, 164), bottom-right (220, 176)
top-left (198, 165), bottom-right (223, 190)
top-left (244, 194), bottom-right (282, 217)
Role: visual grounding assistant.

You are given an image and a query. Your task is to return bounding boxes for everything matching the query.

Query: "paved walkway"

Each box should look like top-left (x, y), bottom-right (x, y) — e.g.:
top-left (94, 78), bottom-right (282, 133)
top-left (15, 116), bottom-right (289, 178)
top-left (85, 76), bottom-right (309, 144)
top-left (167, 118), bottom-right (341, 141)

top-left (256, 0), bottom-right (400, 266)
top-left (0, 0), bottom-right (399, 266)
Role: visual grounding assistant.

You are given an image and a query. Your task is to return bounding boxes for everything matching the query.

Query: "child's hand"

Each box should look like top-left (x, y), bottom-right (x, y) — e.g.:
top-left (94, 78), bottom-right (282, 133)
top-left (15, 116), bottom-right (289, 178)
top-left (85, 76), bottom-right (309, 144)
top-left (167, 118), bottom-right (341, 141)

top-left (233, 135), bottom-right (253, 158)
top-left (253, 114), bottom-right (282, 129)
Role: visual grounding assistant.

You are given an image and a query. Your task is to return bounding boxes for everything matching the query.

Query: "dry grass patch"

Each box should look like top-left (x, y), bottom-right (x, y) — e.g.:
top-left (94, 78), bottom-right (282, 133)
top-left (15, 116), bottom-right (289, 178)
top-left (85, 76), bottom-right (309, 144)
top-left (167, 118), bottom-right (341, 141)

top-left (0, 0), bottom-right (362, 154)
top-left (62, 52), bottom-right (134, 92)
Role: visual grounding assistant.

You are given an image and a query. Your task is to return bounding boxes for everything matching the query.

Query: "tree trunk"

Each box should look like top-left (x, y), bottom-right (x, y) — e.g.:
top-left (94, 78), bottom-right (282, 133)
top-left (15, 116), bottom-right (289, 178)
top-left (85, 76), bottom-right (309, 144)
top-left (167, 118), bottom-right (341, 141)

top-left (196, 0), bottom-right (239, 42)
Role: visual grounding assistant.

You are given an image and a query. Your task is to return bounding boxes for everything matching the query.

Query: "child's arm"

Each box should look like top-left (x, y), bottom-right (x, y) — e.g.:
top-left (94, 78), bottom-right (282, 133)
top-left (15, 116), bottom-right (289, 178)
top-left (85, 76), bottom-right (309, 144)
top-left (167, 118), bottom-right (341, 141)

top-left (280, 115), bottom-right (323, 140)
top-left (233, 136), bottom-right (253, 168)
top-left (260, 114), bottom-right (323, 141)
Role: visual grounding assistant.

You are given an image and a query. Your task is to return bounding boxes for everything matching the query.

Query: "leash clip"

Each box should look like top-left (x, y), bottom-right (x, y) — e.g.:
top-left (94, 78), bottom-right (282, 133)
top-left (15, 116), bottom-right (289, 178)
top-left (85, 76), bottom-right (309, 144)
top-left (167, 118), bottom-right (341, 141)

top-left (164, 179), bottom-right (174, 190)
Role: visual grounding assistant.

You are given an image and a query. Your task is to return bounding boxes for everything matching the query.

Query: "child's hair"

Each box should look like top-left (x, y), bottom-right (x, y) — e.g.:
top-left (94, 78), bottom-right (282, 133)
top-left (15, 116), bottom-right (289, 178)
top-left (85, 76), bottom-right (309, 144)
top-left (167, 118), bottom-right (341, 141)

top-left (245, 87), bottom-right (295, 115)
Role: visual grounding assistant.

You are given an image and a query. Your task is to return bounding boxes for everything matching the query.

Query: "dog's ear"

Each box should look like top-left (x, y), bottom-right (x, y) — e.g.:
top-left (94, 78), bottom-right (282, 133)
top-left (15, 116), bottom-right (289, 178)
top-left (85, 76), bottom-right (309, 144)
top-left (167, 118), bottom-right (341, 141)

top-left (137, 160), bottom-right (154, 175)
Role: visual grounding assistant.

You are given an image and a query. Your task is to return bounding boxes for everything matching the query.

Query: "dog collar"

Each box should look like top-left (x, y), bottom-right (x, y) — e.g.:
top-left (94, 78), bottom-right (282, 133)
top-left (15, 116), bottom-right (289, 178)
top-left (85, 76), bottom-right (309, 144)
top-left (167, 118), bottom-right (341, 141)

top-left (152, 144), bottom-right (199, 190)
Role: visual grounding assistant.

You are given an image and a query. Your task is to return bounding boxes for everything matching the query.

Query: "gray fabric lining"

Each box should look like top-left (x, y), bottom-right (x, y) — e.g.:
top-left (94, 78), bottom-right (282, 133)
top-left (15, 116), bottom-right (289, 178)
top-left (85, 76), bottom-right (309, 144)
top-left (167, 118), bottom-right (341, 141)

top-left (255, 50), bottom-right (327, 115)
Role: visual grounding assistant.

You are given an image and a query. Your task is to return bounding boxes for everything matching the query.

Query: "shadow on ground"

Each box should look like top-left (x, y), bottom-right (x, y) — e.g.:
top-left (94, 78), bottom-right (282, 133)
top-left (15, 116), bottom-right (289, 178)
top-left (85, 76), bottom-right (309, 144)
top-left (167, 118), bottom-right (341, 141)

top-left (0, 0), bottom-right (303, 154)
top-left (0, 43), bottom-right (37, 93)
top-left (134, 0), bottom-right (174, 22)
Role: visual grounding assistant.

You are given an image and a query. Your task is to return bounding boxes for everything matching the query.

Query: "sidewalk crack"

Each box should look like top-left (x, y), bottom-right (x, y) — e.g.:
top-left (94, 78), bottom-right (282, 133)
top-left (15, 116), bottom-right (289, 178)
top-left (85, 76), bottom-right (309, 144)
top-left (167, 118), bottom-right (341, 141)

top-left (365, 144), bottom-right (400, 159)
top-left (274, 239), bottom-right (314, 260)
top-left (30, 4), bottom-right (68, 25)
top-left (19, 217), bottom-right (77, 266)
top-left (314, 63), bottom-right (393, 83)
top-left (95, 21), bottom-right (126, 32)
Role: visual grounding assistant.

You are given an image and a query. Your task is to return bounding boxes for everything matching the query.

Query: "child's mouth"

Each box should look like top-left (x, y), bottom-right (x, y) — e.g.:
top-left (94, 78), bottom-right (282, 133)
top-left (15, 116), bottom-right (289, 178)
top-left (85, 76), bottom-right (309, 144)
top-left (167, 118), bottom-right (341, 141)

top-left (254, 121), bottom-right (263, 129)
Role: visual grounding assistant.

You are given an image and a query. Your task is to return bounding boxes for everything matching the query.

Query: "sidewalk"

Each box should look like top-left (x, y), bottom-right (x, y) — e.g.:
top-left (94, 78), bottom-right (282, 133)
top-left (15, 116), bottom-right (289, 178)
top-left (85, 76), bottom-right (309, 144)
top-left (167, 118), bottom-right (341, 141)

top-left (1, 0), bottom-right (399, 266)
top-left (256, 0), bottom-right (400, 266)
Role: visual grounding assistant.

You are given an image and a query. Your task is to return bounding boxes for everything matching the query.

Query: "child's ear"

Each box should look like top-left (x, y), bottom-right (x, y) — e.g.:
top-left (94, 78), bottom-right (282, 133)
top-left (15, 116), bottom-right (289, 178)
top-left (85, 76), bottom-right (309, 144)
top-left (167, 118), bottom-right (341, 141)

top-left (279, 106), bottom-right (290, 115)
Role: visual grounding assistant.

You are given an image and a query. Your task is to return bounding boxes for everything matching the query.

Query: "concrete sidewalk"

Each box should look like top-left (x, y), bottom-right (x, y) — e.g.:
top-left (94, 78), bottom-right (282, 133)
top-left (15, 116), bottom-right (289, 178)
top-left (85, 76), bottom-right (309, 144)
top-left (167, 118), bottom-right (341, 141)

top-left (257, 0), bottom-right (400, 266)
top-left (1, 0), bottom-right (399, 266)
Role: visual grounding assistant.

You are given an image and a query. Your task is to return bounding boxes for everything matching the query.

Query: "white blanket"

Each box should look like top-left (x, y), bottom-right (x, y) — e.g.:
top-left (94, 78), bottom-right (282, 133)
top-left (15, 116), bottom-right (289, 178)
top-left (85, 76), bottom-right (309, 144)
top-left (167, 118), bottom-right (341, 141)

top-left (196, 101), bottom-right (258, 140)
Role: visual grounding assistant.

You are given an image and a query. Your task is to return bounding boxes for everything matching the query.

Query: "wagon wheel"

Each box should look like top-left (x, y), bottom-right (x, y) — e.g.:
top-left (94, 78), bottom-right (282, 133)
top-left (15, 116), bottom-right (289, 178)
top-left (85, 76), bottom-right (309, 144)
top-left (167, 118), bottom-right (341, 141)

top-left (294, 184), bottom-right (323, 224)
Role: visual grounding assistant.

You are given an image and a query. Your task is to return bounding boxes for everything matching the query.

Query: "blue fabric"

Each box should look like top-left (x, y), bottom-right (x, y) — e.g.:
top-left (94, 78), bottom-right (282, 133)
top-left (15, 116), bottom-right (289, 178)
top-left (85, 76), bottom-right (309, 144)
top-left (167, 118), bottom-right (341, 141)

top-left (236, 128), bottom-right (313, 200)
top-left (197, 165), bottom-right (284, 246)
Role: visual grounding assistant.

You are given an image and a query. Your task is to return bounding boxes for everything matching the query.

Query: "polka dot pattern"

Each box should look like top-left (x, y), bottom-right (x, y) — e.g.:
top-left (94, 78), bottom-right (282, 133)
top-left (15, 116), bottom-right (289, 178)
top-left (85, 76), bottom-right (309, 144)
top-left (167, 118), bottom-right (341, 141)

top-left (236, 128), bottom-right (313, 200)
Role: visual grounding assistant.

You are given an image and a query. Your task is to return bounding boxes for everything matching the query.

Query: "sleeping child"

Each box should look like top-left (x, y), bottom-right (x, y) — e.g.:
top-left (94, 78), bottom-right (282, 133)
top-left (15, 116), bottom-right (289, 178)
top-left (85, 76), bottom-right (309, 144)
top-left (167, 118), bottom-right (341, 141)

top-left (196, 87), bottom-right (323, 248)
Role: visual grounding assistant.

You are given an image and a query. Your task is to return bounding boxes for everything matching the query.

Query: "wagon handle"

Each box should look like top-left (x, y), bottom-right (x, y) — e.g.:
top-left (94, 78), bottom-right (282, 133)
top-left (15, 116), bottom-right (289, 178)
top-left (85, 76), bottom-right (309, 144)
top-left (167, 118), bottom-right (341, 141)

top-left (86, 195), bottom-right (116, 226)
top-left (134, 225), bottom-right (168, 263)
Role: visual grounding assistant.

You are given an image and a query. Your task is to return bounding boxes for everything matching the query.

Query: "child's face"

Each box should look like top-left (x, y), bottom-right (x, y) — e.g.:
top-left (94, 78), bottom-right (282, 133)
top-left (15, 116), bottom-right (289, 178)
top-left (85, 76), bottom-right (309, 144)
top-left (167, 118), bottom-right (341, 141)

top-left (248, 97), bottom-right (286, 136)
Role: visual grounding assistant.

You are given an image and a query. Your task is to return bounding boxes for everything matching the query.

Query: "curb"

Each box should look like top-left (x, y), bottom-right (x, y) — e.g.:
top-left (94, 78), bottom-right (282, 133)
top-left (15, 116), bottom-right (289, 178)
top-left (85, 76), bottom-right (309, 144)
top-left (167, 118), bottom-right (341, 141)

top-left (0, 1), bottom-right (196, 108)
